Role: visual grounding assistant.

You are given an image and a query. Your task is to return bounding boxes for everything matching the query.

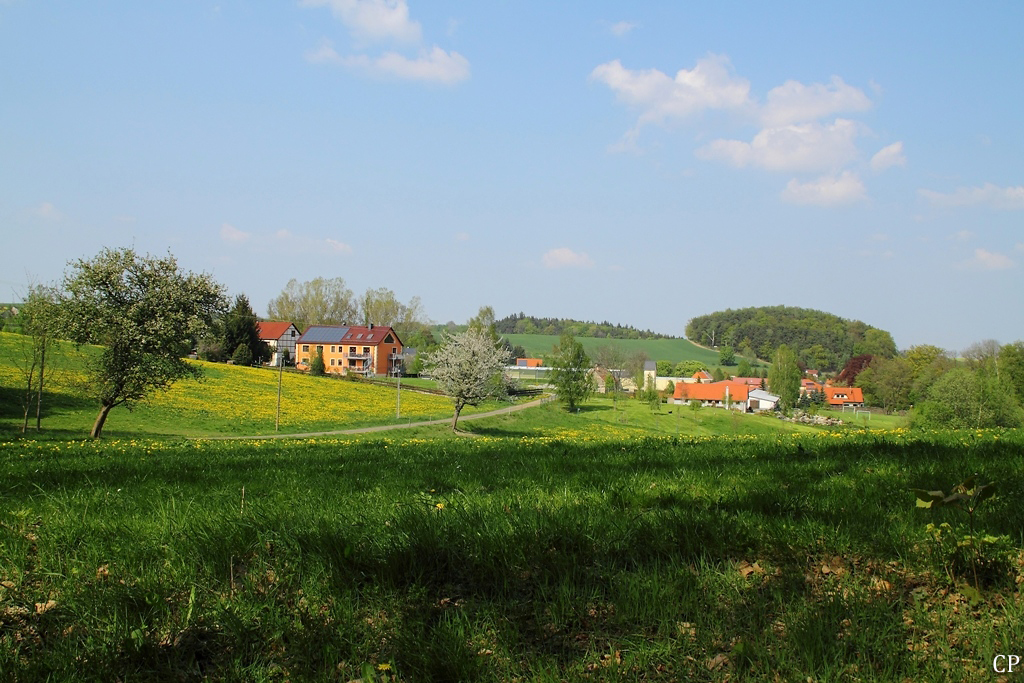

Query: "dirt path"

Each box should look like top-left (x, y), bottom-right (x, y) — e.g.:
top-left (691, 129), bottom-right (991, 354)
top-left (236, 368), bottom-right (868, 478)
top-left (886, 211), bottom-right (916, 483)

top-left (197, 397), bottom-right (550, 441)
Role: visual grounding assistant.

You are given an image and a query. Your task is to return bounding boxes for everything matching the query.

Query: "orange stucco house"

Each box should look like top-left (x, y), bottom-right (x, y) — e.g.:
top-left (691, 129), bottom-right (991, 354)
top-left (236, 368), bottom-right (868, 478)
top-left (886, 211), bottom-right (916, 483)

top-left (294, 324), bottom-right (404, 376)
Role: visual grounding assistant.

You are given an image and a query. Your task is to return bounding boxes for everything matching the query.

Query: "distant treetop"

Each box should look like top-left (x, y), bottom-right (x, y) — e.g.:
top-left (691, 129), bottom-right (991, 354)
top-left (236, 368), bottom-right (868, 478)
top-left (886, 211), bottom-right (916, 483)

top-left (494, 313), bottom-right (672, 340)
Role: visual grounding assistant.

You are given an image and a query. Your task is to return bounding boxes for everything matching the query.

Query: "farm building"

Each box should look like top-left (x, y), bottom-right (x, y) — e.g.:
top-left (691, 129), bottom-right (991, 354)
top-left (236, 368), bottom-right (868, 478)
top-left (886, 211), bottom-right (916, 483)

top-left (256, 321), bottom-right (300, 366)
top-left (672, 382), bottom-right (780, 413)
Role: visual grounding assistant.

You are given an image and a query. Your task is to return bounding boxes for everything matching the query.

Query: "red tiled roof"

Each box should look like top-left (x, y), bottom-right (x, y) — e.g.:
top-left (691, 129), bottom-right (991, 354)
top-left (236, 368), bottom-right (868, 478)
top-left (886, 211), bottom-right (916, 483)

top-left (692, 371), bottom-right (713, 380)
top-left (256, 321), bottom-right (296, 340)
top-left (674, 382), bottom-right (750, 402)
top-left (731, 377), bottom-right (763, 386)
top-left (824, 387), bottom-right (864, 405)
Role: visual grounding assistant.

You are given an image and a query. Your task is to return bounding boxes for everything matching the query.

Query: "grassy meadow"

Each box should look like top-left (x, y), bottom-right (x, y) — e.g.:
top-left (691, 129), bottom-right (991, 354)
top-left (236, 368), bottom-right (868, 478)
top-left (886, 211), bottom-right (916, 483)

top-left (0, 333), bottom-right (505, 440)
top-left (503, 334), bottom-right (730, 368)
top-left (2, 430), bottom-right (1022, 681)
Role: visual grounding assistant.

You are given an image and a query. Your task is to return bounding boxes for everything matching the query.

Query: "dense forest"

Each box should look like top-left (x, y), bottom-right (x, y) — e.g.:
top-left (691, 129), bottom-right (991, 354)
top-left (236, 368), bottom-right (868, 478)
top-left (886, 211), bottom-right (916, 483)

top-left (495, 313), bottom-right (671, 340)
top-left (685, 306), bottom-right (897, 371)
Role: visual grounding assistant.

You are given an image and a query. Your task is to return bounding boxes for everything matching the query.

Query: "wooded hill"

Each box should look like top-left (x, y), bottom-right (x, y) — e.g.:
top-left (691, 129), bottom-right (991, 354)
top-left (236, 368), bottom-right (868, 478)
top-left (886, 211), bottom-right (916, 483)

top-left (495, 313), bottom-right (671, 340)
top-left (685, 305), bottom-right (897, 371)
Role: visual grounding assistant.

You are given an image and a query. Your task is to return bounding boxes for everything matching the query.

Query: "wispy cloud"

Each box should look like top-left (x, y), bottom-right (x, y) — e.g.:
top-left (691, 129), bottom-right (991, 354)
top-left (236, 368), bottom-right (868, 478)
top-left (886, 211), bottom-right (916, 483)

top-left (958, 248), bottom-right (1015, 271)
top-left (300, 0), bottom-right (421, 43)
top-left (325, 238), bottom-right (352, 253)
top-left (454, 231), bottom-right (470, 242)
top-left (950, 230), bottom-right (974, 242)
top-left (608, 20), bottom-right (638, 37)
top-left (220, 223), bottom-right (251, 244)
top-left (32, 202), bottom-right (62, 221)
top-left (920, 183), bottom-right (1024, 210)
top-left (781, 171), bottom-right (866, 206)
top-left (542, 247), bottom-right (595, 269)
top-left (303, 0), bottom-right (469, 85)
top-left (340, 46), bottom-right (469, 84)
top-left (870, 141), bottom-right (906, 171)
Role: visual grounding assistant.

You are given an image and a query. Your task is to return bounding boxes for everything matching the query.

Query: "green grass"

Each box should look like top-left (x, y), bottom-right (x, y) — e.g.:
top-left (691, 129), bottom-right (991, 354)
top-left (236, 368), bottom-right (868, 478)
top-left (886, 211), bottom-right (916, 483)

top-left (504, 333), bottom-right (732, 367)
top-left (1, 429), bottom-right (1020, 681)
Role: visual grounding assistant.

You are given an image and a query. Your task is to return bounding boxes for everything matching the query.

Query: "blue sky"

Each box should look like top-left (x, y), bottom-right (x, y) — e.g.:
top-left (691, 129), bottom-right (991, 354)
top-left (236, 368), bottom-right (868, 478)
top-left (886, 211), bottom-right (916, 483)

top-left (2, 1), bottom-right (1021, 352)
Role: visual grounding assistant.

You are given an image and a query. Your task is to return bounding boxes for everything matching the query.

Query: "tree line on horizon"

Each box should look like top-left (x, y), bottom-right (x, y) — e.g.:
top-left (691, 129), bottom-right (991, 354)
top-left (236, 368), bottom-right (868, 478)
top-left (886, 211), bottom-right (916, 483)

top-left (685, 305), bottom-right (898, 372)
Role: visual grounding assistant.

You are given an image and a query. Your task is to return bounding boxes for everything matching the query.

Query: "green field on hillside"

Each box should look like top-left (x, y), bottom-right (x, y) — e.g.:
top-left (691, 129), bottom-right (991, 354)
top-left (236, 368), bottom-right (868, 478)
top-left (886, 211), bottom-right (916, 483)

top-left (503, 333), bottom-right (737, 368)
top-left (0, 332), bottom-right (501, 439)
top-left (2, 430), bottom-right (1020, 681)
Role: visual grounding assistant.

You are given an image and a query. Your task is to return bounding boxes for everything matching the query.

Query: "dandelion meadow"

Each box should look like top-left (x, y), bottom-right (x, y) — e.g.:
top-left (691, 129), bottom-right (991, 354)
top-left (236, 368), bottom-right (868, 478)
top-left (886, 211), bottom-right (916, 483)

top-left (0, 333), bottom-right (497, 438)
top-left (2, 429), bottom-right (1022, 681)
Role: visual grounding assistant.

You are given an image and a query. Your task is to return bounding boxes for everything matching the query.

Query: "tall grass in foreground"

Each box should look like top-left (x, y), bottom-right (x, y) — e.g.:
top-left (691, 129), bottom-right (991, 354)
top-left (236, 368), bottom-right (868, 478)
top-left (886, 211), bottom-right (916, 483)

top-left (1, 430), bottom-right (1022, 681)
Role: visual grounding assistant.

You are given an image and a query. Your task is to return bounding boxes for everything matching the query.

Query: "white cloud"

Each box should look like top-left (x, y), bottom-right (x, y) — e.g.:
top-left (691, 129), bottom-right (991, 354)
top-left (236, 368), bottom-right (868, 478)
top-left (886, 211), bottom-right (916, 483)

top-left (220, 223), bottom-right (250, 244)
top-left (307, 39), bottom-right (468, 84)
top-left (950, 230), bottom-right (974, 242)
top-left (590, 54), bottom-right (752, 127)
top-left (454, 232), bottom-right (470, 242)
top-left (959, 248), bottom-right (1015, 271)
top-left (920, 183), bottom-right (1024, 210)
top-left (300, 0), bottom-right (421, 44)
top-left (698, 119), bottom-right (861, 172)
top-left (325, 238), bottom-right (353, 253)
top-left (542, 248), bottom-right (595, 269)
top-left (32, 202), bottom-right (62, 221)
top-left (761, 76), bottom-right (872, 127)
top-left (343, 46), bottom-right (469, 84)
top-left (870, 141), bottom-right (906, 171)
top-left (781, 171), bottom-right (866, 206)
top-left (305, 39), bottom-right (343, 64)
top-left (609, 20), bottom-right (638, 37)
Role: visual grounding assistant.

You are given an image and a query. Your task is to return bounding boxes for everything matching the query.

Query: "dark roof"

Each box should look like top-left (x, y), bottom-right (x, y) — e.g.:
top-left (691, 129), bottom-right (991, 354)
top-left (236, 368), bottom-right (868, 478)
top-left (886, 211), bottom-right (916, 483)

top-left (297, 325), bottom-right (350, 344)
top-left (296, 324), bottom-right (403, 346)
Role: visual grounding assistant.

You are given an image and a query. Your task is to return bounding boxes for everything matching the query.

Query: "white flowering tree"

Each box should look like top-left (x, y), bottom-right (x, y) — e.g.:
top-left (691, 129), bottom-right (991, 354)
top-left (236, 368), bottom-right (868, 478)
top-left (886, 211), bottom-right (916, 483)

top-left (58, 248), bottom-right (226, 438)
top-left (425, 328), bottom-right (512, 431)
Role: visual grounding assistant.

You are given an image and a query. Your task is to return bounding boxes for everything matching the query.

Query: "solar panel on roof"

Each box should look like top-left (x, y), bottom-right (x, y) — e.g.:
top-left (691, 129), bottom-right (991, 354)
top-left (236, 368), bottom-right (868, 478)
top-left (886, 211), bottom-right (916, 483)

top-left (299, 326), bottom-right (350, 343)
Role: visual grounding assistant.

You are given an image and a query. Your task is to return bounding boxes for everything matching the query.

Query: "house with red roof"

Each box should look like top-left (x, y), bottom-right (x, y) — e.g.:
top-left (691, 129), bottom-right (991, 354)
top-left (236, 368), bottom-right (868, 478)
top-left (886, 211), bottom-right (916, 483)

top-left (672, 381), bottom-right (779, 412)
top-left (256, 321), bottom-right (301, 366)
top-left (294, 324), bottom-right (403, 376)
top-left (824, 386), bottom-right (864, 407)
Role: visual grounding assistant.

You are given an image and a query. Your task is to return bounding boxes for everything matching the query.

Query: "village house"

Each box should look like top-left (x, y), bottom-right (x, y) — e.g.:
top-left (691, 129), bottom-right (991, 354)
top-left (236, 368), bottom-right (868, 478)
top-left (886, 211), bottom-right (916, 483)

top-left (672, 381), bottom-right (780, 412)
top-left (294, 324), bottom-right (404, 377)
top-left (824, 386), bottom-right (865, 408)
top-left (256, 321), bottom-right (300, 366)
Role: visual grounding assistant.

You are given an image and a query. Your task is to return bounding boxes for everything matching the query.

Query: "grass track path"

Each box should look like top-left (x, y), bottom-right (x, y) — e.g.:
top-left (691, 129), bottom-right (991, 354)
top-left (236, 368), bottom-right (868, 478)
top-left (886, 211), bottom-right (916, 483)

top-left (197, 397), bottom-right (550, 440)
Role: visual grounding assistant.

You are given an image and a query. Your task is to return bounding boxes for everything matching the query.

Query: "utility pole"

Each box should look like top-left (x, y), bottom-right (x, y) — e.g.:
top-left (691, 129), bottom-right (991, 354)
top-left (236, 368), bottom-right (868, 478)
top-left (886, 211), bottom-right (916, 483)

top-left (395, 353), bottom-right (404, 419)
top-left (275, 354), bottom-right (284, 432)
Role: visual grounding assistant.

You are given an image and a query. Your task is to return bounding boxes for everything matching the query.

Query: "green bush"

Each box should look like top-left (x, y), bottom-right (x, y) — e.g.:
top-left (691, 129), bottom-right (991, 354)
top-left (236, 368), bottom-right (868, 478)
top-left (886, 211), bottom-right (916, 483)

top-left (310, 349), bottom-right (326, 376)
top-left (231, 342), bottom-right (253, 366)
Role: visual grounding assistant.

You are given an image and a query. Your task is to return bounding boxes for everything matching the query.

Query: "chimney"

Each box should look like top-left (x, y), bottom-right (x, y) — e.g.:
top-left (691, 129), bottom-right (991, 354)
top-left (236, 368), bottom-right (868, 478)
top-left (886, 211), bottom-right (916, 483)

top-left (369, 323), bottom-right (374, 330)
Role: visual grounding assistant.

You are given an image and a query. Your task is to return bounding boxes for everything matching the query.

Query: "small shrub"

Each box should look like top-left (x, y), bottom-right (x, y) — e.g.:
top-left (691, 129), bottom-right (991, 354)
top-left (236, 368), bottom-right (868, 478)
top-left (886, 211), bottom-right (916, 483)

top-left (231, 343), bottom-right (253, 367)
top-left (309, 350), bottom-right (326, 376)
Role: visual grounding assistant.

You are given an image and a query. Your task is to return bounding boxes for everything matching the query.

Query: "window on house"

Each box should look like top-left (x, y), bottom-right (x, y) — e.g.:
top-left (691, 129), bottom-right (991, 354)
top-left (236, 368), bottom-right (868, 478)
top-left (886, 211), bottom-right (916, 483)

top-left (330, 359), bottom-right (335, 366)
top-left (363, 347), bottom-right (370, 354)
top-left (331, 346), bottom-right (335, 353)
top-left (349, 347), bottom-right (355, 354)
top-left (302, 345), bottom-right (309, 352)
top-left (384, 334), bottom-right (393, 343)
top-left (291, 330), bottom-right (295, 337)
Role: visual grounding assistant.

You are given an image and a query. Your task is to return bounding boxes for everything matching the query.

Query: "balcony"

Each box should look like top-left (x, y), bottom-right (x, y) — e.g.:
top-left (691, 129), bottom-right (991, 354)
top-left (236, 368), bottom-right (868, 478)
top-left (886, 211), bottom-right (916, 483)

top-left (344, 353), bottom-right (371, 360)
